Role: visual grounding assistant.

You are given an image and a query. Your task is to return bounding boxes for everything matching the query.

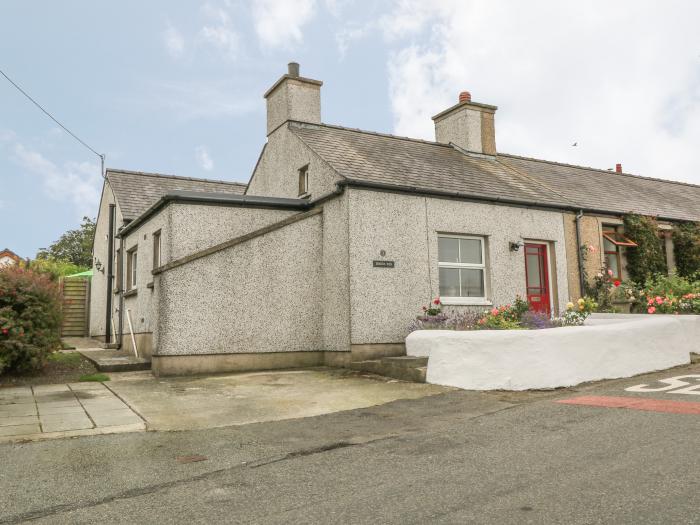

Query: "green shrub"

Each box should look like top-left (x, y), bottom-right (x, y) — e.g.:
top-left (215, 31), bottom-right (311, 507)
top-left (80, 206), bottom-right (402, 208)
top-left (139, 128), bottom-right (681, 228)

top-left (0, 266), bottom-right (63, 374)
top-left (623, 214), bottom-right (667, 283)
top-left (27, 258), bottom-right (88, 281)
top-left (636, 274), bottom-right (700, 314)
top-left (672, 222), bottom-right (700, 278)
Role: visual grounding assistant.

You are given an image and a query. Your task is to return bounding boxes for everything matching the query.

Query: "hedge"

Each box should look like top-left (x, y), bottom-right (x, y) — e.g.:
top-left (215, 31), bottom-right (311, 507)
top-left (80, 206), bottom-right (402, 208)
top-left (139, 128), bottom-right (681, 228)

top-left (0, 266), bottom-right (63, 374)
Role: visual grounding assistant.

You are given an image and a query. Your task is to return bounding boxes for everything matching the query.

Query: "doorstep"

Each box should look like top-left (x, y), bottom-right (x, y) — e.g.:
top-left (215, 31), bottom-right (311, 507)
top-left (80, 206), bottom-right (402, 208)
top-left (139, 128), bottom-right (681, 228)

top-left (78, 349), bottom-right (151, 372)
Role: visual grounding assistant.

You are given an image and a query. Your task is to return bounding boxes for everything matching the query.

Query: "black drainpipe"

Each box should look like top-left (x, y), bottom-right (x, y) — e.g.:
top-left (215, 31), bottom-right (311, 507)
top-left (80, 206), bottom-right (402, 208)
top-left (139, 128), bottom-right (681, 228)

top-left (574, 210), bottom-right (585, 298)
top-left (117, 236), bottom-right (124, 349)
top-left (105, 204), bottom-right (115, 343)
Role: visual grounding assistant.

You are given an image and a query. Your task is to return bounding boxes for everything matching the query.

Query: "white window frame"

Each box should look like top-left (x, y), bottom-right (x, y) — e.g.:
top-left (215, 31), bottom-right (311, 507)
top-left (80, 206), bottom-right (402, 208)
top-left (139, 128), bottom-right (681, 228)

top-left (153, 230), bottom-right (161, 270)
top-left (127, 248), bottom-right (137, 291)
top-left (298, 165), bottom-right (310, 197)
top-left (438, 234), bottom-right (490, 305)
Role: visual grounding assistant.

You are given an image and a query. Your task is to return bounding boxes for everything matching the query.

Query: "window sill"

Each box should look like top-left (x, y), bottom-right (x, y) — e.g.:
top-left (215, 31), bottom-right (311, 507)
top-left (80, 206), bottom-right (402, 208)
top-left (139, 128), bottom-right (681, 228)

top-left (146, 281), bottom-right (154, 290)
top-left (440, 297), bottom-right (492, 307)
top-left (123, 289), bottom-right (138, 298)
top-left (298, 192), bottom-right (311, 199)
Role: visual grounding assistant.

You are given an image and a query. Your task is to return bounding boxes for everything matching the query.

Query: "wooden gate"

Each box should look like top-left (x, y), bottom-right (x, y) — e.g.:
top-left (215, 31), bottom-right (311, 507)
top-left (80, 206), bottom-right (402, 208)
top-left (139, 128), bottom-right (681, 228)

top-left (61, 277), bottom-right (90, 337)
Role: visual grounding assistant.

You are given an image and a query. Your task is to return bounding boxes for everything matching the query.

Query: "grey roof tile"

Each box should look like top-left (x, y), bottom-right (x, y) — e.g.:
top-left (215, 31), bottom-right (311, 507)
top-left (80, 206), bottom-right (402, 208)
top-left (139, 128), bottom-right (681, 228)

top-left (106, 169), bottom-right (247, 220)
top-left (291, 123), bottom-right (700, 221)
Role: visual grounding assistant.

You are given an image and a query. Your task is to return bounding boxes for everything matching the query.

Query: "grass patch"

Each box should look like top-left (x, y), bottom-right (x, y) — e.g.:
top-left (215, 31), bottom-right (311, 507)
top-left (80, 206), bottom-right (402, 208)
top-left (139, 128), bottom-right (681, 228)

top-left (61, 341), bottom-right (76, 350)
top-left (79, 373), bottom-right (110, 382)
top-left (48, 352), bottom-right (83, 364)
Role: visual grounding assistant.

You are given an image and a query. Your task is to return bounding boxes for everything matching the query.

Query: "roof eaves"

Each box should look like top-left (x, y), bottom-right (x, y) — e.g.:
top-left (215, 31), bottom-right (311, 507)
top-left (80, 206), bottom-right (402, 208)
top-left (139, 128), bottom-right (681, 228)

top-left (116, 191), bottom-right (310, 238)
top-left (105, 168), bottom-right (248, 189)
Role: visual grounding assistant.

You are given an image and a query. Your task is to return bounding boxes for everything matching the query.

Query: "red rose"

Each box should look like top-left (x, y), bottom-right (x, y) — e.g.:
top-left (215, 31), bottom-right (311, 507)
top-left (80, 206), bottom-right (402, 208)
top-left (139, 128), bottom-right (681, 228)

top-left (613, 280), bottom-right (621, 287)
top-left (433, 297), bottom-right (441, 305)
top-left (1, 328), bottom-right (8, 335)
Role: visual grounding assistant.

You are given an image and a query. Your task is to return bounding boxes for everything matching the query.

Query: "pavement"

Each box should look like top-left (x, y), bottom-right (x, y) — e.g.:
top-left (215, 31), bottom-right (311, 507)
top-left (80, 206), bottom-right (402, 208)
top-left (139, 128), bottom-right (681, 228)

top-left (0, 382), bottom-right (145, 442)
top-left (0, 362), bottom-right (699, 524)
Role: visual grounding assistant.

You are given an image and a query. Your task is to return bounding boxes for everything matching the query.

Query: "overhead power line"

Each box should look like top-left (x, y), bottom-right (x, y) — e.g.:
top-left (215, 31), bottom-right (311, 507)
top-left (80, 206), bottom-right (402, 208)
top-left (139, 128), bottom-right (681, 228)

top-left (0, 67), bottom-right (105, 174)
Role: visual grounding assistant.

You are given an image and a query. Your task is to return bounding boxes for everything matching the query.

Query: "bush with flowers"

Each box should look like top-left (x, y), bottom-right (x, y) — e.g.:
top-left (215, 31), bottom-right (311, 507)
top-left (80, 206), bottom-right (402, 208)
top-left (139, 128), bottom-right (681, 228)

top-left (0, 266), bottom-right (62, 374)
top-left (636, 274), bottom-right (700, 315)
top-left (408, 295), bottom-right (596, 333)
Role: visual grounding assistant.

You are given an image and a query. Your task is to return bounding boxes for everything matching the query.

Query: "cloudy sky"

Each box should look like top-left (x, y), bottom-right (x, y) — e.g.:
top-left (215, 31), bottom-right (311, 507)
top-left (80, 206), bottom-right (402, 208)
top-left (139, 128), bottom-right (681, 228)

top-left (2, 1), bottom-right (699, 258)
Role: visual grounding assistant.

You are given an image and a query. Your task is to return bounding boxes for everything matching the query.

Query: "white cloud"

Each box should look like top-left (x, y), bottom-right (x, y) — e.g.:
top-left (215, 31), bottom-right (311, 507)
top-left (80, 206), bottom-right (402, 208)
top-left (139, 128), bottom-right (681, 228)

top-left (251, 0), bottom-right (316, 49)
top-left (383, 0), bottom-right (700, 184)
top-left (335, 23), bottom-right (370, 59)
top-left (195, 146), bottom-right (214, 171)
top-left (12, 143), bottom-right (101, 215)
top-left (163, 22), bottom-right (186, 59)
top-left (200, 3), bottom-right (240, 59)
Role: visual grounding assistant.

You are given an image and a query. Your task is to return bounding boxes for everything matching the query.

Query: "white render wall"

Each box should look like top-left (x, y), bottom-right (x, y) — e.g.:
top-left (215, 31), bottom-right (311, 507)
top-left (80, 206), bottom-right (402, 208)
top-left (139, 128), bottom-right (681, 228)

top-left (246, 124), bottom-right (342, 200)
top-left (89, 183), bottom-right (125, 339)
top-left (347, 188), bottom-right (570, 345)
top-left (155, 212), bottom-right (323, 356)
top-left (407, 315), bottom-right (696, 390)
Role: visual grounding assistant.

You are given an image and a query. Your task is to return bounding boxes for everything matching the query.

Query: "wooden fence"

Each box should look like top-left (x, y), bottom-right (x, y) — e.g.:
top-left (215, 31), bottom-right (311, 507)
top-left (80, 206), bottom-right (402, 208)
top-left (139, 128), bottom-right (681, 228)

top-left (60, 277), bottom-right (90, 337)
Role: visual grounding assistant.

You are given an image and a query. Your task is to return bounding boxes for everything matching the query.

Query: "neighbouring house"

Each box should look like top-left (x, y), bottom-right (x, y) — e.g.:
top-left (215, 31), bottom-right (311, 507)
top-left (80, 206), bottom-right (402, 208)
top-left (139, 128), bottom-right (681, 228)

top-left (0, 248), bottom-right (21, 268)
top-left (90, 63), bottom-right (700, 375)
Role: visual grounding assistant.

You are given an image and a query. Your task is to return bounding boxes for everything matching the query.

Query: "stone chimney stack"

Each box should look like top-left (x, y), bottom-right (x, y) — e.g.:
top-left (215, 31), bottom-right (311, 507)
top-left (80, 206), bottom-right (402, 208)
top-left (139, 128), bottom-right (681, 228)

top-left (432, 91), bottom-right (497, 155)
top-left (264, 62), bottom-right (322, 136)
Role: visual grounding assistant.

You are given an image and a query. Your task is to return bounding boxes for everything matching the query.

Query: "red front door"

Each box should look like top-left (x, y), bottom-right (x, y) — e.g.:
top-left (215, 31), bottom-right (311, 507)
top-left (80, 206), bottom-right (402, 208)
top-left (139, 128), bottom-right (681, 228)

top-left (524, 243), bottom-right (551, 315)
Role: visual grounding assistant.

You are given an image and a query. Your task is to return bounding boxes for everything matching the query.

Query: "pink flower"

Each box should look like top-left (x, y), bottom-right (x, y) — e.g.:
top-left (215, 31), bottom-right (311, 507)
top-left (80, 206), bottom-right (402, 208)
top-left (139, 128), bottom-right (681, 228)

top-left (655, 296), bottom-right (663, 305)
top-left (491, 308), bottom-right (499, 316)
top-left (607, 269), bottom-right (613, 276)
top-left (647, 306), bottom-right (656, 314)
top-left (1, 328), bottom-right (7, 335)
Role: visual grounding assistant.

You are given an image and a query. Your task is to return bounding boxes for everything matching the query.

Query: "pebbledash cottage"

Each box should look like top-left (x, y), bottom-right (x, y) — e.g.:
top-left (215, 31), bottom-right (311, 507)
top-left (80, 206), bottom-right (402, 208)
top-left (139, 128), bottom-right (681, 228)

top-left (89, 63), bottom-right (700, 376)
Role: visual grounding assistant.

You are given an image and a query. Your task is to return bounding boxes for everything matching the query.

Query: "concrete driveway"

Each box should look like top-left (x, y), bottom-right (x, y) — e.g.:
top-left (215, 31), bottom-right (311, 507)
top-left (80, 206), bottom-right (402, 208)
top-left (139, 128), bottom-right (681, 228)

top-left (108, 367), bottom-right (449, 431)
top-left (0, 367), bottom-right (448, 441)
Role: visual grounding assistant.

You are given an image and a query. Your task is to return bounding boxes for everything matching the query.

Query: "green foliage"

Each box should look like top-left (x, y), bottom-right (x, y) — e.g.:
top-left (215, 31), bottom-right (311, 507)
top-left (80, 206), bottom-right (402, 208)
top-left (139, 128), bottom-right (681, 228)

top-left (0, 266), bottom-right (63, 375)
top-left (623, 214), bottom-right (667, 283)
top-left (37, 216), bottom-right (96, 268)
top-left (672, 222), bottom-right (700, 278)
top-left (79, 373), bottom-right (110, 382)
top-left (27, 258), bottom-right (88, 281)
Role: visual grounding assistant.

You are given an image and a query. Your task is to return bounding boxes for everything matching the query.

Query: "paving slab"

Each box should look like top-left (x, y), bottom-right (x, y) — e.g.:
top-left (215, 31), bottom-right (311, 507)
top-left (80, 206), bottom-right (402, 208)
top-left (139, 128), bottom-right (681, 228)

top-left (0, 415), bottom-right (39, 426)
top-left (0, 403), bottom-right (37, 417)
top-left (0, 423), bottom-right (41, 436)
top-left (0, 381), bottom-right (144, 443)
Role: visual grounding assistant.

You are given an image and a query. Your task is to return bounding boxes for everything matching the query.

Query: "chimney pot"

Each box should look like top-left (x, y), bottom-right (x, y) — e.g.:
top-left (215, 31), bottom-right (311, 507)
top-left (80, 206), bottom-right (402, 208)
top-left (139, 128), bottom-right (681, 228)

top-left (459, 91), bottom-right (472, 103)
top-left (615, 163), bottom-right (622, 173)
top-left (288, 62), bottom-right (300, 77)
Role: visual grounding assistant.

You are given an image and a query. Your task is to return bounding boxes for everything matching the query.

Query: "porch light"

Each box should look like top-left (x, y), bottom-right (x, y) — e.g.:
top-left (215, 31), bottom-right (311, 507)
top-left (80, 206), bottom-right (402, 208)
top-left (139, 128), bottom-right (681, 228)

top-left (509, 240), bottom-right (525, 252)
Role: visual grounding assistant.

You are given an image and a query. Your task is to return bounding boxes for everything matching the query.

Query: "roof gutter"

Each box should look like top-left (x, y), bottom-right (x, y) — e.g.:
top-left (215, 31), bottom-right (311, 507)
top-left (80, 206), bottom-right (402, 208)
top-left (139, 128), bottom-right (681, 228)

top-left (117, 191), bottom-right (311, 238)
top-left (337, 179), bottom-right (687, 223)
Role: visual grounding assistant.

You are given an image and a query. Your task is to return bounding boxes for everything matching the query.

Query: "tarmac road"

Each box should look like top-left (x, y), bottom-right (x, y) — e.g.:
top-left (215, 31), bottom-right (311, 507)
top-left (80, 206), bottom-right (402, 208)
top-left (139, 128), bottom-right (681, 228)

top-left (1, 363), bottom-right (699, 524)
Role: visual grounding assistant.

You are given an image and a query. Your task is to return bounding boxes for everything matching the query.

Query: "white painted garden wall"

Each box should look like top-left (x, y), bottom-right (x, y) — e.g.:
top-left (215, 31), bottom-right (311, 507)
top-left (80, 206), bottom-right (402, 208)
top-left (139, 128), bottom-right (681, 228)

top-left (406, 314), bottom-right (698, 391)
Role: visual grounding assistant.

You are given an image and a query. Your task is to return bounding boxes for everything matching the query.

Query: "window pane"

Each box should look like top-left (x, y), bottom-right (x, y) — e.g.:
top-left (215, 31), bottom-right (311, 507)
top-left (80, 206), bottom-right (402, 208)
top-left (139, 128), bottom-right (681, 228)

top-left (460, 268), bottom-right (484, 297)
top-left (606, 254), bottom-right (619, 278)
top-left (526, 254), bottom-right (542, 288)
top-left (459, 239), bottom-right (482, 264)
top-left (438, 238), bottom-right (459, 263)
top-left (439, 268), bottom-right (460, 297)
top-left (603, 237), bottom-right (616, 253)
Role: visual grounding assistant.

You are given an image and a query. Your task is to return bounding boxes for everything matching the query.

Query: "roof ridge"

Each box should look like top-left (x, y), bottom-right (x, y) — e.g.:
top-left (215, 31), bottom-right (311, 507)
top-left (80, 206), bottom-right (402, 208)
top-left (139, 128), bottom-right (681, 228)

top-left (498, 152), bottom-right (700, 190)
top-left (106, 168), bottom-right (247, 187)
top-left (290, 121), bottom-right (453, 149)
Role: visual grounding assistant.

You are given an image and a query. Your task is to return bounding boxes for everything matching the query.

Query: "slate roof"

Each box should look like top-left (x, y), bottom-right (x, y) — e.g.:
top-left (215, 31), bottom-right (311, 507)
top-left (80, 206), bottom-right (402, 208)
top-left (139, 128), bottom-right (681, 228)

top-left (106, 169), bottom-right (247, 221)
top-left (290, 122), bottom-right (700, 222)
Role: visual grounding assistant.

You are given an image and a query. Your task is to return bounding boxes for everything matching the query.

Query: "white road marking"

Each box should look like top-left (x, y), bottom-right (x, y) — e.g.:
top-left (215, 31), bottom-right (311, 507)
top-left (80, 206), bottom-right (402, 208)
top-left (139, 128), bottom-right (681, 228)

top-left (626, 375), bottom-right (700, 395)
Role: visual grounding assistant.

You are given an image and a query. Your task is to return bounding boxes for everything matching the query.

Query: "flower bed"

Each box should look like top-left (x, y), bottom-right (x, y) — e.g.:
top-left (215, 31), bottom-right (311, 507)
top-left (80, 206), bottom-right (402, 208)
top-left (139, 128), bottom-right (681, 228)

top-left (408, 296), bottom-right (595, 333)
top-left (406, 314), bottom-right (696, 391)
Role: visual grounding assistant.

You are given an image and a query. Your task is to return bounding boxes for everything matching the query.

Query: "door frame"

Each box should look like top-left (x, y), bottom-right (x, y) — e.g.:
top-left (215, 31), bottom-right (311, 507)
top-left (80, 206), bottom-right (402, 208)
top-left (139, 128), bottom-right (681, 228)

top-left (523, 240), bottom-right (555, 316)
